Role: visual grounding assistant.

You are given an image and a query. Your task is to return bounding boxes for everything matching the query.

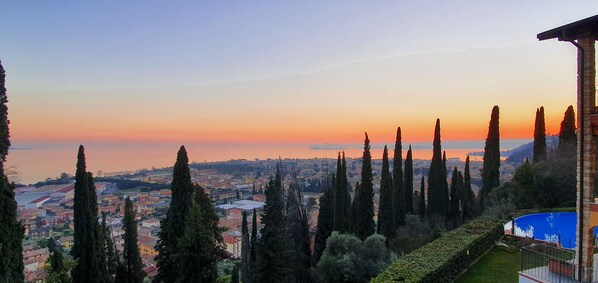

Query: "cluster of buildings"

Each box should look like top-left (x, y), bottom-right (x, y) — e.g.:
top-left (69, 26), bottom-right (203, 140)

top-left (16, 156), bottom-right (493, 282)
top-left (16, 182), bottom-right (171, 282)
top-left (15, 177), bottom-right (268, 282)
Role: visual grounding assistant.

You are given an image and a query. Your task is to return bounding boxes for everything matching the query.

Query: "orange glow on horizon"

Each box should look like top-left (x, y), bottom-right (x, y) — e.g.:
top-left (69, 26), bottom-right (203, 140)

top-left (11, 116), bottom-right (564, 145)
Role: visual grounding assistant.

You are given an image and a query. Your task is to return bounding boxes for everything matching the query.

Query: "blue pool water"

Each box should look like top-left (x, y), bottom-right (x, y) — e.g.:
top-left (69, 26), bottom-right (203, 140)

top-left (512, 212), bottom-right (598, 249)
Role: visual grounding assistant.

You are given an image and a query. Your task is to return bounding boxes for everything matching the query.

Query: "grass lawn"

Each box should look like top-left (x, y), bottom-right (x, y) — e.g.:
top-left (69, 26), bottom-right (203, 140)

top-left (457, 247), bottom-right (521, 283)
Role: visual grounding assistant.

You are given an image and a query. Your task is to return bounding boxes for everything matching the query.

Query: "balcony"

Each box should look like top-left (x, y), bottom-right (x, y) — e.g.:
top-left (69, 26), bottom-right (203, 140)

top-left (519, 244), bottom-right (597, 283)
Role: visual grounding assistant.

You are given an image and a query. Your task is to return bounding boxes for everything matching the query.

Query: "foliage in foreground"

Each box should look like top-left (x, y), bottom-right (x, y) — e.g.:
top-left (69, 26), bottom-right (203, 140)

top-left (372, 217), bottom-right (503, 283)
top-left (389, 214), bottom-right (440, 256)
top-left (313, 232), bottom-right (394, 283)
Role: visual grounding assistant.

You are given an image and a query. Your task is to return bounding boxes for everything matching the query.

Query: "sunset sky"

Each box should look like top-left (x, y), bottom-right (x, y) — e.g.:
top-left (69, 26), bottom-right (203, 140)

top-left (1, 2), bottom-right (595, 147)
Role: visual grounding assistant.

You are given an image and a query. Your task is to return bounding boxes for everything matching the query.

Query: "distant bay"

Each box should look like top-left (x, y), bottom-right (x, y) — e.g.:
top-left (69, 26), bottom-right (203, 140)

top-left (7, 139), bottom-right (530, 185)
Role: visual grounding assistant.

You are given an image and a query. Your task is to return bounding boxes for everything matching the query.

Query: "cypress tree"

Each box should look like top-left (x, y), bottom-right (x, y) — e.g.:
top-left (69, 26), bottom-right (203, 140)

top-left (340, 154), bottom-right (351, 231)
top-left (355, 132), bottom-right (375, 240)
top-left (351, 181), bottom-right (360, 232)
top-left (72, 146), bottom-right (108, 283)
top-left (171, 186), bottom-right (221, 283)
top-left (377, 145), bottom-right (395, 239)
top-left (231, 265), bottom-right (240, 283)
top-left (427, 119), bottom-right (447, 218)
top-left (404, 145), bottom-right (414, 215)
top-left (102, 213), bottom-right (118, 279)
top-left (417, 176), bottom-right (426, 218)
top-left (46, 250), bottom-right (71, 283)
top-left (173, 203), bottom-right (216, 283)
top-left (333, 152), bottom-right (351, 233)
top-left (442, 151), bottom-right (449, 217)
top-left (90, 173), bottom-right (109, 282)
top-left (255, 170), bottom-right (291, 282)
top-left (155, 146), bottom-right (195, 282)
top-left (461, 156), bottom-right (475, 221)
top-left (249, 208), bottom-right (258, 279)
top-left (122, 198), bottom-right (144, 283)
top-left (193, 184), bottom-right (224, 253)
top-left (412, 190), bottom-right (420, 218)
top-left (313, 177), bottom-right (334, 264)
top-left (47, 237), bottom-right (58, 254)
top-left (241, 211), bottom-right (250, 283)
top-left (559, 105), bottom-right (576, 156)
top-left (0, 61), bottom-right (10, 161)
top-left (481, 106), bottom-right (500, 211)
top-left (533, 106), bottom-right (547, 163)
top-left (457, 172), bottom-right (464, 223)
top-left (392, 127), bottom-right (406, 227)
top-left (0, 174), bottom-right (23, 283)
top-left (0, 61), bottom-right (23, 283)
top-left (286, 183), bottom-right (311, 283)
top-left (449, 167), bottom-right (461, 227)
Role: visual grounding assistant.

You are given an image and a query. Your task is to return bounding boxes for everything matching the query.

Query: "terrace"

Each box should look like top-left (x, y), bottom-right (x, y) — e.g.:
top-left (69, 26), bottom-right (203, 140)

top-left (519, 244), bottom-right (598, 283)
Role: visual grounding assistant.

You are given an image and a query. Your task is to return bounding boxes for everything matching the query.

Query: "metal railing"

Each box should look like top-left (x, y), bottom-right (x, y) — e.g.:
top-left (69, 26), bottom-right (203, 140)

top-left (520, 244), bottom-right (597, 283)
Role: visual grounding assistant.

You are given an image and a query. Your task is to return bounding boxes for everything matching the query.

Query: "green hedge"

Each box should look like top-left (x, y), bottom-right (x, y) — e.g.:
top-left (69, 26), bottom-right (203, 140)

top-left (372, 217), bottom-right (504, 283)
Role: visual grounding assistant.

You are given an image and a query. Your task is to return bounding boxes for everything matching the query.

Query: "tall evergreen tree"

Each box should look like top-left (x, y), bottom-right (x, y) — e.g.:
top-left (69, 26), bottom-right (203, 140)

top-left (249, 208), bottom-right (258, 280)
top-left (333, 152), bottom-right (351, 233)
top-left (355, 133), bottom-right (375, 240)
top-left (533, 106), bottom-right (547, 163)
top-left (377, 145), bottom-right (395, 239)
top-left (0, 61), bottom-right (10, 162)
top-left (404, 145), bottom-right (414, 215)
top-left (286, 183), bottom-right (311, 283)
top-left (313, 177), bottom-right (334, 264)
top-left (559, 105), bottom-right (576, 156)
top-left (46, 250), bottom-right (72, 283)
top-left (155, 146), bottom-right (195, 282)
top-left (170, 185), bottom-right (221, 283)
top-left (71, 146), bottom-right (108, 283)
top-left (0, 61), bottom-right (23, 283)
top-left (172, 202), bottom-right (216, 283)
top-left (442, 151), bottom-right (449, 217)
top-left (351, 181), bottom-right (360, 233)
top-left (448, 167), bottom-right (461, 227)
top-left (231, 265), bottom-right (240, 283)
top-left (0, 167), bottom-right (22, 283)
top-left (193, 185), bottom-right (224, 254)
top-left (461, 156), bottom-right (475, 221)
top-left (481, 106), bottom-right (500, 211)
top-left (102, 213), bottom-right (118, 279)
top-left (412, 190), bottom-right (420, 218)
top-left (417, 176), bottom-right (426, 218)
top-left (255, 170), bottom-right (291, 282)
top-left (427, 119), bottom-right (447, 218)
top-left (92, 173), bottom-right (109, 282)
top-left (392, 127), bottom-right (406, 227)
top-left (122, 198), bottom-right (144, 283)
top-left (241, 211), bottom-right (250, 283)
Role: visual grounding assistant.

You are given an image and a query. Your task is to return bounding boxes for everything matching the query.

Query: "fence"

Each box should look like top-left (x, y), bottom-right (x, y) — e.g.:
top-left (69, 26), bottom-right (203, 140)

top-left (520, 244), bottom-right (597, 283)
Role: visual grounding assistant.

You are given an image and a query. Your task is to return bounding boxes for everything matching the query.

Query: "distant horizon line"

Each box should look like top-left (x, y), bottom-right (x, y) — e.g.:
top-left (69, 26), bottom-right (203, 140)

top-left (9, 138), bottom-right (533, 151)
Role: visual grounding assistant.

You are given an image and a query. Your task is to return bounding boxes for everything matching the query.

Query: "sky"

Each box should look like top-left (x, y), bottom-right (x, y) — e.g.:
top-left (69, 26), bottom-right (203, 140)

top-left (0, 2), bottom-right (596, 183)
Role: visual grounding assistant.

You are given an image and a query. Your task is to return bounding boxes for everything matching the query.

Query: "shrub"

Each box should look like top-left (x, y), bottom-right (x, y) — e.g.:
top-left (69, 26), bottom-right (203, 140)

top-left (372, 217), bottom-right (503, 283)
top-left (313, 232), bottom-right (394, 283)
top-left (390, 214), bottom-right (438, 255)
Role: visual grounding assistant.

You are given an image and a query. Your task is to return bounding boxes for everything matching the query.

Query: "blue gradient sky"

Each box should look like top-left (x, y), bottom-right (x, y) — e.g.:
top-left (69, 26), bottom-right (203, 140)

top-left (0, 1), bottom-right (595, 145)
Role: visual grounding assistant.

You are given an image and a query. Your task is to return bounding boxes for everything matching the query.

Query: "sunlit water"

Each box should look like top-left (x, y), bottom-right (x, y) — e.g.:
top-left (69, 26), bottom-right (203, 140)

top-left (6, 139), bottom-right (528, 184)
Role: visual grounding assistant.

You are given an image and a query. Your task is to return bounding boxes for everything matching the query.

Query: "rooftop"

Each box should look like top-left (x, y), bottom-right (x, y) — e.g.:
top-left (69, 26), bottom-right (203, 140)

top-left (538, 14), bottom-right (598, 41)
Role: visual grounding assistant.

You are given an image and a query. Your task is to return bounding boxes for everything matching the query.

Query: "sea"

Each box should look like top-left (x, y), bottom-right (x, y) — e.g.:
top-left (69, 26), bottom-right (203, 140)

top-left (6, 139), bottom-right (530, 185)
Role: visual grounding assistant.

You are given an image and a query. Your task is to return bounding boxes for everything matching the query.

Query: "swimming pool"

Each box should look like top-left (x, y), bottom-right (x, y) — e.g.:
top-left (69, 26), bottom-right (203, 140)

top-left (508, 212), bottom-right (598, 249)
